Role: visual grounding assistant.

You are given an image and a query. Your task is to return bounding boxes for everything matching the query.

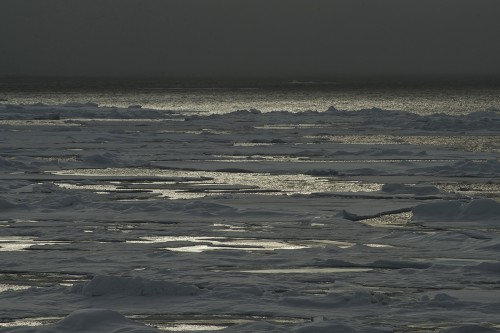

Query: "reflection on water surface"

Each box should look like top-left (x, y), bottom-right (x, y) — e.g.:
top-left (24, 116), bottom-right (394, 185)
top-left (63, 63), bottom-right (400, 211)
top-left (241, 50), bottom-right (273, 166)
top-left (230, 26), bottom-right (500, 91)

top-left (0, 236), bottom-right (69, 251)
top-left (127, 236), bottom-right (308, 252)
top-left (51, 168), bottom-right (382, 199)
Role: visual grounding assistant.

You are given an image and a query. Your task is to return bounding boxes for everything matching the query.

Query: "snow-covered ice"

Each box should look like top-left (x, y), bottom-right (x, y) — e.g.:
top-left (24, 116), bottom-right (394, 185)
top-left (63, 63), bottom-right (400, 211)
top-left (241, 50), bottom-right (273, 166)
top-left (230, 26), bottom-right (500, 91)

top-left (0, 103), bottom-right (499, 332)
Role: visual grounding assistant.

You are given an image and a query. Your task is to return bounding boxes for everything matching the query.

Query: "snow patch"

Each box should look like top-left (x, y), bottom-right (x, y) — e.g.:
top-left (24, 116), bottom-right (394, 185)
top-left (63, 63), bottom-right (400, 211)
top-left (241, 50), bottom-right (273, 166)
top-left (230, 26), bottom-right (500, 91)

top-left (467, 262), bottom-right (500, 274)
top-left (63, 102), bottom-right (99, 108)
top-left (82, 153), bottom-right (124, 167)
top-left (0, 156), bottom-right (31, 171)
top-left (294, 320), bottom-right (392, 333)
top-left (304, 169), bottom-right (339, 176)
top-left (40, 194), bottom-right (83, 209)
top-left (71, 275), bottom-right (202, 297)
top-left (282, 289), bottom-right (390, 308)
top-left (439, 324), bottom-right (500, 333)
top-left (411, 160), bottom-right (500, 177)
top-left (412, 199), bottom-right (500, 223)
top-left (0, 197), bottom-right (18, 211)
top-left (221, 319), bottom-right (391, 333)
top-left (8, 308), bottom-right (162, 333)
top-left (381, 183), bottom-right (440, 195)
top-left (421, 293), bottom-right (461, 308)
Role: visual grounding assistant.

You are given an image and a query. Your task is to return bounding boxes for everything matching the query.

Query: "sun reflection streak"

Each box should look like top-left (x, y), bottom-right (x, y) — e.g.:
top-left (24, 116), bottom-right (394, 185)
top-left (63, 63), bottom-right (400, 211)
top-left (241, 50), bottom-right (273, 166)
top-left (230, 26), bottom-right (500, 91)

top-left (51, 168), bottom-right (382, 199)
top-left (127, 235), bottom-right (308, 252)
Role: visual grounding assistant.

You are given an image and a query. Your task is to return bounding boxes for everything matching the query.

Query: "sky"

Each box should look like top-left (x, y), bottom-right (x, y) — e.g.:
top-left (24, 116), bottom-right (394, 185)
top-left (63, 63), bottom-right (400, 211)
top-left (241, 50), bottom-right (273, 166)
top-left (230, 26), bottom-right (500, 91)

top-left (1, 0), bottom-right (500, 81)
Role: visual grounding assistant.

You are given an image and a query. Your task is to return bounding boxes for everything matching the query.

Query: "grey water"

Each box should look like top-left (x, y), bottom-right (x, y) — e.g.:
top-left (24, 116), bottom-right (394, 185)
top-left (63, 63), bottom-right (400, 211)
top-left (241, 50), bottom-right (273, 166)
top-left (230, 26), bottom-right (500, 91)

top-left (1, 78), bottom-right (500, 116)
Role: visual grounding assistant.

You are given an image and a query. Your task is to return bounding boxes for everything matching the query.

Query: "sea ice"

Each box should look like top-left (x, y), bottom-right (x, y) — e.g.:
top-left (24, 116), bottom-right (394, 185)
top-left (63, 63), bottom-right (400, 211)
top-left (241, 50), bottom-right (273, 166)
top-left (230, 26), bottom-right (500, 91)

top-left (380, 183), bottom-right (440, 195)
top-left (71, 275), bottom-right (202, 297)
top-left (7, 309), bottom-right (162, 333)
top-left (1, 103), bottom-right (499, 332)
top-left (412, 199), bottom-right (500, 224)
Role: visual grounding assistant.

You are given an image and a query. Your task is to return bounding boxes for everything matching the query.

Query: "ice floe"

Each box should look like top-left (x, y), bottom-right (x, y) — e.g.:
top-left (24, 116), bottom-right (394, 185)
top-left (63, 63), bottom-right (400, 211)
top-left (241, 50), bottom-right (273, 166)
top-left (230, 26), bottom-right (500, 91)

top-left (7, 309), bottom-right (162, 333)
top-left (71, 275), bottom-right (202, 297)
top-left (412, 199), bottom-right (500, 225)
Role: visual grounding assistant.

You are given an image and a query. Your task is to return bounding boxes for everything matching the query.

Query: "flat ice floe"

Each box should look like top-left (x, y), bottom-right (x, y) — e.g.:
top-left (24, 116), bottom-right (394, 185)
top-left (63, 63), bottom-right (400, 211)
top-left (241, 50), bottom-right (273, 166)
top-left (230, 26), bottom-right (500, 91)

top-left (412, 199), bottom-right (500, 227)
top-left (0, 103), bottom-right (499, 332)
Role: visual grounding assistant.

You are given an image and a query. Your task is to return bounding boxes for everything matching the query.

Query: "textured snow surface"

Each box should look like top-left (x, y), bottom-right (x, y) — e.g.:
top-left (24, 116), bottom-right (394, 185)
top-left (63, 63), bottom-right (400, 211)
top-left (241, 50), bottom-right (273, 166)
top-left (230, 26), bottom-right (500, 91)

top-left (413, 199), bottom-right (500, 225)
top-left (7, 309), bottom-right (162, 333)
top-left (0, 104), bottom-right (499, 332)
top-left (71, 275), bottom-right (203, 297)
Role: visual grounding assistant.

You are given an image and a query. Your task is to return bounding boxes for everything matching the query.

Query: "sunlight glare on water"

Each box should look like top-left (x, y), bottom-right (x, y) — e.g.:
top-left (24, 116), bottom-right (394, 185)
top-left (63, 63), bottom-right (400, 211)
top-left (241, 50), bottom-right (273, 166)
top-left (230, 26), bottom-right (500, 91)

top-left (311, 135), bottom-right (500, 153)
top-left (127, 236), bottom-right (308, 252)
top-left (3, 81), bottom-right (500, 116)
top-left (0, 236), bottom-right (69, 251)
top-left (0, 284), bottom-right (30, 293)
top-left (151, 323), bottom-right (226, 331)
top-left (51, 168), bottom-right (382, 199)
top-left (239, 267), bottom-right (373, 274)
top-left (0, 318), bottom-right (61, 328)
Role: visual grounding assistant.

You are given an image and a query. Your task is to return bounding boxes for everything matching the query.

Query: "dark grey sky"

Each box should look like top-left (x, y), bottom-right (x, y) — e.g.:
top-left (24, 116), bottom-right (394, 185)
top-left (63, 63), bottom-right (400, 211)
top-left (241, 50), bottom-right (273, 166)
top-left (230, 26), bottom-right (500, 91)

top-left (2, 0), bottom-right (500, 80)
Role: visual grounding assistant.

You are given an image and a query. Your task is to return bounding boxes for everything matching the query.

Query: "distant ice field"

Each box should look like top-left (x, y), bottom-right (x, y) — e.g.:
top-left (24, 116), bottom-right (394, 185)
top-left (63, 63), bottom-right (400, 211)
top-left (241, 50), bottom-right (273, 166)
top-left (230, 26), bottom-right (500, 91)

top-left (2, 80), bottom-right (500, 115)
